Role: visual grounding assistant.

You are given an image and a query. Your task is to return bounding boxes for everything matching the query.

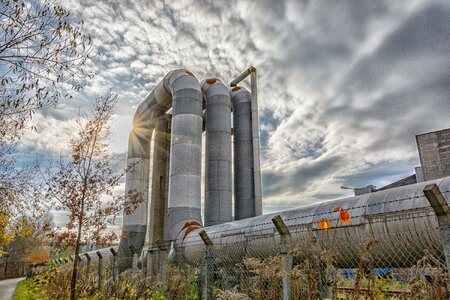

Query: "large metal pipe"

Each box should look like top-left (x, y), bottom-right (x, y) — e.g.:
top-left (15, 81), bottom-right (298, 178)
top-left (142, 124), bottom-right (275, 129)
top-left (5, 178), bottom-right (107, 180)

top-left (118, 69), bottom-right (203, 268)
top-left (117, 129), bottom-right (152, 268)
top-left (146, 115), bottom-right (171, 274)
top-left (230, 67), bottom-right (262, 216)
top-left (250, 69), bottom-right (263, 216)
top-left (202, 79), bottom-right (232, 226)
top-left (148, 115), bottom-right (171, 247)
top-left (184, 176), bottom-right (450, 268)
top-left (167, 71), bottom-right (203, 241)
top-left (230, 86), bottom-right (256, 220)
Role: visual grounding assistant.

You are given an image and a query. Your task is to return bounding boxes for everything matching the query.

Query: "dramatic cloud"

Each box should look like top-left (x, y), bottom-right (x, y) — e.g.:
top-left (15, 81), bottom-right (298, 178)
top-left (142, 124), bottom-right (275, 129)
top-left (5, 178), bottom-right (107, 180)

top-left (17, 0), bottom-right (450, 212)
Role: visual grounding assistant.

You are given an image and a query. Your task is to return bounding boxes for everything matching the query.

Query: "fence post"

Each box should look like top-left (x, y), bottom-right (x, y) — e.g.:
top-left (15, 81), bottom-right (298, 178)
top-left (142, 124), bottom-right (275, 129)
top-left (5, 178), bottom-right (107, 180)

top-left (129, 246), bottom-right (139, 275)
top-left (76, 255), bottom-right (82, 280)
top-left (96, 251), bottom-right (103, 289)
top-left (147, 247), bottom-right (159, 277)
top-left (272, 215), bottom-right (292, 300)
top-left (84, 253), bottom-right (91, 275)
top-left (155, 239), bottom-right (167, 284)
top-left (199, 230), bottom-right (214, 300)
top-left (424, 184), bottom-right (450, 280)
top-left (146, 248), bottom-right (152, 277)
top-left (318, 257), bottom-right (332, 299)
top-left (110, 248), bottom-right (118, 282)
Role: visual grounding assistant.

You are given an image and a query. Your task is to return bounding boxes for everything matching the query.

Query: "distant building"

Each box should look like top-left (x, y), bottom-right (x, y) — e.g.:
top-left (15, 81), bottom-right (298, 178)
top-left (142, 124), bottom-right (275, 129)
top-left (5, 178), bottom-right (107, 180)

top-left (347, 127), bottom-right (450, 195)
top-left (416, 128), bottom-right (450, 181)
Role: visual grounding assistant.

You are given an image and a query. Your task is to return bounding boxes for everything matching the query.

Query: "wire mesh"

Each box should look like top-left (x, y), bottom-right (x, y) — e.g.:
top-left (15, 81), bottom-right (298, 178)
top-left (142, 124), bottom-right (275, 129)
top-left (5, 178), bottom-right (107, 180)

top-left (49, 223), bottom-right (449, 299)
top-left (47, 184), bottom-right (450, 299)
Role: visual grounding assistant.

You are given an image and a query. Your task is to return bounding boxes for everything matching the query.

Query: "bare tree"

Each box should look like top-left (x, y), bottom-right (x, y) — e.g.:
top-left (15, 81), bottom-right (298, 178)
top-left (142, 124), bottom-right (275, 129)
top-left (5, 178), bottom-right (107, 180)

top-left (41, 91), bottom-right (142, 300)
top-left (0, 0), bottom-right (93, 141)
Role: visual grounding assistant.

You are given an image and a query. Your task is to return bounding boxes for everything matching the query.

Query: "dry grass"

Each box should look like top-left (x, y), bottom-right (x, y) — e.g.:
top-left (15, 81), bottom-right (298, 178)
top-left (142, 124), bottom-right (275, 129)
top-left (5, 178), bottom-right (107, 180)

top-left (166, 265), bottom-right (200, 300)
top-left (240, 256), bottom-right (283, 299)
top-left (30, 239), bottom-right (450, 300)
top-left (409, 249), bottom-right (448, 300)
top-left (216, 287), bottom-right (251, 300)
top-left (352, 239), bottom-right (381, 300)
top-left (236, 239), bottom-right (338, 299)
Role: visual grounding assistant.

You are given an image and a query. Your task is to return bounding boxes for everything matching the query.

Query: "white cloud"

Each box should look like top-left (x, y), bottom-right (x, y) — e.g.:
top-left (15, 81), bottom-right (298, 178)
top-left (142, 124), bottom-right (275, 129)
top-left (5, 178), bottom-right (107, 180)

top-left (15, 0), bottom-right (450, 212)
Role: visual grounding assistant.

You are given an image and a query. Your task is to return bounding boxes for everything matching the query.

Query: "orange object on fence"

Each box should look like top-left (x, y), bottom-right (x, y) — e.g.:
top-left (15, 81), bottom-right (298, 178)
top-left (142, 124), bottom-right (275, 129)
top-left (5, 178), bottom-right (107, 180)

top-left (339, 209), bottom-right (351, 224)
top-left (317, 218), bottom-right (331, 230)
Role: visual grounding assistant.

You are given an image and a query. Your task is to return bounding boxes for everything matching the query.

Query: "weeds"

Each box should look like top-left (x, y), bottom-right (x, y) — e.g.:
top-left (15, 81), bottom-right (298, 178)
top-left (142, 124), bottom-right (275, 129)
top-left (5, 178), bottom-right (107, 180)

top-left (216, 287), bottom-right (251, 300)
top-left (409, 249), bottom-right (448, 300)
top-left (352, 239), bottom-right (381, 300)
top-left (25, 239), bottom-right (449, 300)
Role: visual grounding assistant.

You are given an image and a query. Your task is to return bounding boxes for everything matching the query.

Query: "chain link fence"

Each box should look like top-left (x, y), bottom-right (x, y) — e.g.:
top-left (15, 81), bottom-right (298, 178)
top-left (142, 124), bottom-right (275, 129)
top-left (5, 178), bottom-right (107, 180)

top-left (47, 183), bottom-right (450, 299)
top-left (48, 223), bottom-right (448, 299)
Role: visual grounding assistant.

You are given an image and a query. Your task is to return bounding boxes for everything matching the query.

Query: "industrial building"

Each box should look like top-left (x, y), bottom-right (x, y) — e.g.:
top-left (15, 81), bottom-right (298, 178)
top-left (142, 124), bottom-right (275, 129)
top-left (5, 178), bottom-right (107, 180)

top-left (347, 127), bottom-right (450, 195)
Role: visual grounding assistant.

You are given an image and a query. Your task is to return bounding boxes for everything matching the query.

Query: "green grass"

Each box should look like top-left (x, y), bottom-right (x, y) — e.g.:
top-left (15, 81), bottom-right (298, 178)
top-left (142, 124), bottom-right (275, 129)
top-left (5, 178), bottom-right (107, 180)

top-left (12, 276), bottom-right (100, 300)
top-left (12, 278), bottom-right (49, 300)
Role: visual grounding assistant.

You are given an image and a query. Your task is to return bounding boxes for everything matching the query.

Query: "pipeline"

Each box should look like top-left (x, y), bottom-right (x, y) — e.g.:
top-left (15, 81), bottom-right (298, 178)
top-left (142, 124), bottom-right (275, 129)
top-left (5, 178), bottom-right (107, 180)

top-left (118, 68), bottom-right (262, 270)
top-left (230, 86), bottom-right (256, 220)
top-left (202, 79), bottom-right (233, 226)
top-left (183, 176), bottom-right (450, 268)
top-left (112, 67), bottom-right (450, 271)
top-left (230, 67), bottom-right (263, 216)
top-left (77, 176), bottom-right (450, 270)
top-left (118, 69), bottom-right (203, 268)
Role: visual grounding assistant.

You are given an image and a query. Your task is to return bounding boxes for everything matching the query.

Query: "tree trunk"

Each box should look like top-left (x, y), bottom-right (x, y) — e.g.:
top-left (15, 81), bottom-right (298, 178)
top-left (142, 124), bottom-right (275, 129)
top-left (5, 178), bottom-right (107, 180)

top-left (70, 218), bottom-right (83, 300)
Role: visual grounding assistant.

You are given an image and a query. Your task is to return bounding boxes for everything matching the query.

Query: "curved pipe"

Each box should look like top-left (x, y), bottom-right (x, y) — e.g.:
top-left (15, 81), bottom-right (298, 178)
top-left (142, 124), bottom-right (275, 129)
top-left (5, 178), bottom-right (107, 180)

top-left (230, 86), bottom-right (256, 220)
top-left (118, 69), bottom-right (203, 269)
top-left (202, 79), bottom-right (232, 226)
top-left (167, 71), bottom-right (203, 241)
top-left (184, 176), bottom-right (450, 268)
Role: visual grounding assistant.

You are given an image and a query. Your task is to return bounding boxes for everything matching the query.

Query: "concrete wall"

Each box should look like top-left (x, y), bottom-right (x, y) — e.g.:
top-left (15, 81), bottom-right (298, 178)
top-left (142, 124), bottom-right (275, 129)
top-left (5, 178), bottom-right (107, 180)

top-left (416, 128), bottom-right (450, 181)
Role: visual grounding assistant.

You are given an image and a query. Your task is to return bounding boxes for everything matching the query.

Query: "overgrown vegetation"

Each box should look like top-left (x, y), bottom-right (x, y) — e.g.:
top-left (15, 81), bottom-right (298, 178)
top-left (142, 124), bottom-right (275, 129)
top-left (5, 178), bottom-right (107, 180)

top-left (14, 238), bottom-right (450, 300)
top-left (13, 278), bottom-right (48, 300)
top-left (20, 262), bottom-right (201, 300)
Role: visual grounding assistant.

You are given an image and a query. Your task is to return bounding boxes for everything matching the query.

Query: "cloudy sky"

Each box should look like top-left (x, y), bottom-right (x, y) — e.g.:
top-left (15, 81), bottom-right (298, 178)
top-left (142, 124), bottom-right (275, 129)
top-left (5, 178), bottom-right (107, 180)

top-left (19, 0), bottom-right (450, 219)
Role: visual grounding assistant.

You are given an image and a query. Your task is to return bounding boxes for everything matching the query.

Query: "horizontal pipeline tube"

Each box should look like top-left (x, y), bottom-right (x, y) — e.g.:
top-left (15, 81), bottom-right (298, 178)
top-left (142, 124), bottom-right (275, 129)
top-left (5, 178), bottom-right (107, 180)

top-left (229, 66), bottom-right (255, 87)
top-left (184, 176), bottom-right (450, 268)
